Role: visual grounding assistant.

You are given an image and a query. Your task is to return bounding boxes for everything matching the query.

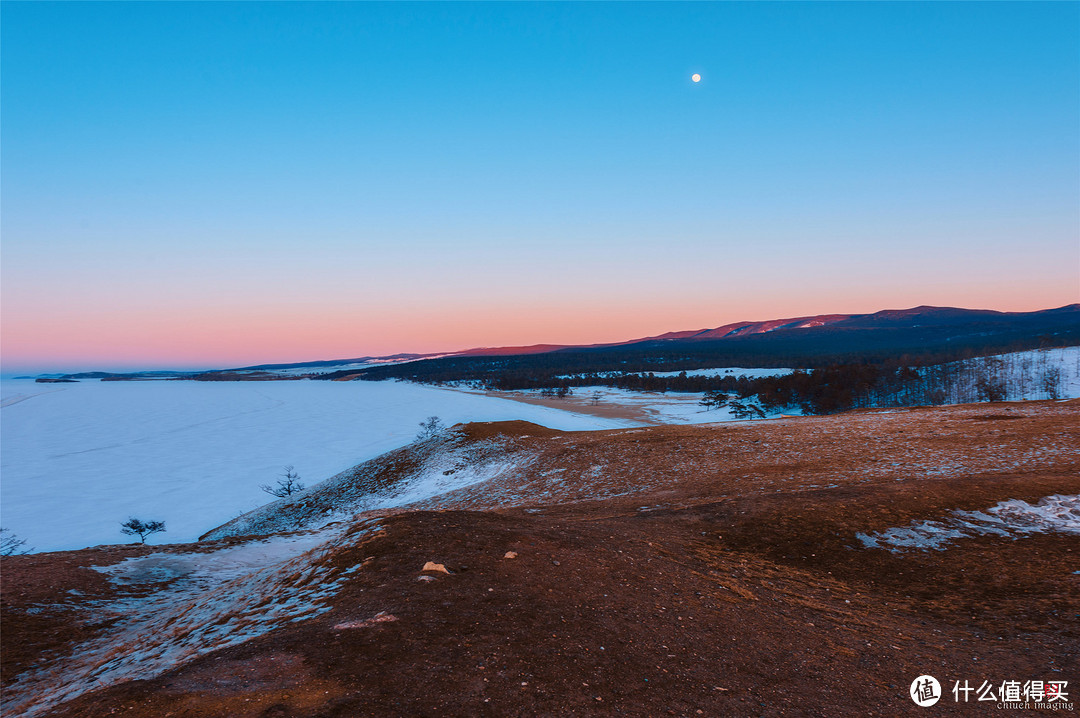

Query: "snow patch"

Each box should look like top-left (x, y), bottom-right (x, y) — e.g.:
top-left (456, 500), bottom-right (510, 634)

top-left (856, 495), bottom-right (1080, 552)
top-left (4, 522), bottom-right (382, 718)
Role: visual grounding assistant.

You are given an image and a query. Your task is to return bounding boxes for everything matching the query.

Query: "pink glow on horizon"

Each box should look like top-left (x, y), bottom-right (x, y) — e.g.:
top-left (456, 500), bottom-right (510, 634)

top-left (3, 286), bottom-right (1076, 373)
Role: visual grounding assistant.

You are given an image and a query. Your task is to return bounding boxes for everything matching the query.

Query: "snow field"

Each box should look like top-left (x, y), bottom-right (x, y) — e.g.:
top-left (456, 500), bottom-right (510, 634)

top-left (0, 379), bottom-right (630, 553)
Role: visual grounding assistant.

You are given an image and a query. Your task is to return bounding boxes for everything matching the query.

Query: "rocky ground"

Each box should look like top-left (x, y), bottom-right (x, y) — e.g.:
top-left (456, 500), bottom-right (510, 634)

top-left (3, 400), bottom-right (1078, 717)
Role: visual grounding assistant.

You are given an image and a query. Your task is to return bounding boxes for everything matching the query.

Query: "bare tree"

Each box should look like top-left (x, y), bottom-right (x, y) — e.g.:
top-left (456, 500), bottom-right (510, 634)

top-left (975, 375), bottom-right (1006, 403)
top-left (1042, 367), bottom-right (1063, 400)
top-left (416, 416), bottom-right (444, 440)
top-left (261, 466), bottom-right (305, 498)
top-left (121, 518), bottom-right (166, 544)
top-left (0, 528), bottom-right (32, 556)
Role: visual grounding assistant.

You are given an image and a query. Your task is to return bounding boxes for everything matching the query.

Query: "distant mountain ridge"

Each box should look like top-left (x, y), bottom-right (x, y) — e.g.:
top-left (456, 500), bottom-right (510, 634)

top-left (251, 304), bottom-right (1080, 370)
top-left (644, 313), bottom-right (853, 342)
top-left (303, 303), bottom-right (1080, 384)
top-left (457, 304), bottom-right (1080, 355)
top-left (37, 304), bottom-right (1080, 380)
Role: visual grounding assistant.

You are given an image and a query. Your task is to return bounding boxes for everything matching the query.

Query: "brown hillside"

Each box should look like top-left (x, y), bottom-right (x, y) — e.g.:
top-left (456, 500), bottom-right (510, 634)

top-left (3, 400), bottom-right (1078, 717)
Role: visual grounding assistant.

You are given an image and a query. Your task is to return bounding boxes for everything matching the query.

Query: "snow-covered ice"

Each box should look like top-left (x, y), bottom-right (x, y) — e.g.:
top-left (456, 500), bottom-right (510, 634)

top-left (0, 378), bottom-right (631, 553)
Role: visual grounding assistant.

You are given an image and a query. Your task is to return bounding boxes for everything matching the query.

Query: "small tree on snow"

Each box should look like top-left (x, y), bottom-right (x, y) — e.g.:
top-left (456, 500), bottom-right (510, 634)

top-left (417, 416), bottom-right (444, 440)
top-left (121, 518), bottom-right (166, 544)
top-left (699, 390), bottom-right (729, 411)
top-left (728, 401), bottom-right (765, 420)
top-left (0, 528), bottom-right (32, 556)
top-left (261, 466), bottom-right (305, 498)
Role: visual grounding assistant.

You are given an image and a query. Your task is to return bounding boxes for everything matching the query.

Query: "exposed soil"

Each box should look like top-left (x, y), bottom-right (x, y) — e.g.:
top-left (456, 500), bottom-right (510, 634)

top-left (3, 400), bottom-right (1078, 717)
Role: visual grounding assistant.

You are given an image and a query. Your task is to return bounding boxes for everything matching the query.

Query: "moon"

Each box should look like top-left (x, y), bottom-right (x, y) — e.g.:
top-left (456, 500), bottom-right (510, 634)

top-left (691, 73), bottom-right (701, 83)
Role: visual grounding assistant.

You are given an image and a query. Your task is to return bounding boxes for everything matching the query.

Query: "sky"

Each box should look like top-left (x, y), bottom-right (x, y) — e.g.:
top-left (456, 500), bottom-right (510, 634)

top-left (2, 2), bottom-right (1078, 373)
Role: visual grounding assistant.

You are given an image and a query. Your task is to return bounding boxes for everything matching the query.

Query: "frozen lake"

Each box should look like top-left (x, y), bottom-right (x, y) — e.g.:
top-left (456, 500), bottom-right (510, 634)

top-left (5, 346), bottom-right (1077, 554)
top-left (0, 378), bottom-right (631, 553)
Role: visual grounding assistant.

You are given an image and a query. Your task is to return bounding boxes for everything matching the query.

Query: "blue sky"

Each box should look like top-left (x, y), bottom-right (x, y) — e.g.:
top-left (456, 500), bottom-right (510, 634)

top-left (2, 2), bottom-right (1078, 371)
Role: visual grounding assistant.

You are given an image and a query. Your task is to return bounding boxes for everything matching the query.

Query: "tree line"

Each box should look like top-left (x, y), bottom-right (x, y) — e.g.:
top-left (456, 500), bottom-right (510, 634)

top-left (412, 349), bottom-right (1075, 416)
top-left (732, 351), bottom-right (1072, 415)
top-left (320, 324), bottom-right (1078, 388)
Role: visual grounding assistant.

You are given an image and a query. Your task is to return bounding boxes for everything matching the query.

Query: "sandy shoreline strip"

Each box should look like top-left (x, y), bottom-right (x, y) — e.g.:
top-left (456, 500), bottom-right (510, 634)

top-left (437, 385), bottom-right (667, 425)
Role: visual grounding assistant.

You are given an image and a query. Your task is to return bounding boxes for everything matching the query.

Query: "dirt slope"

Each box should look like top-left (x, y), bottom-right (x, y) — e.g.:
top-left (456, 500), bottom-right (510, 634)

top-left (3, 400), bottom-right (1078, 717)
